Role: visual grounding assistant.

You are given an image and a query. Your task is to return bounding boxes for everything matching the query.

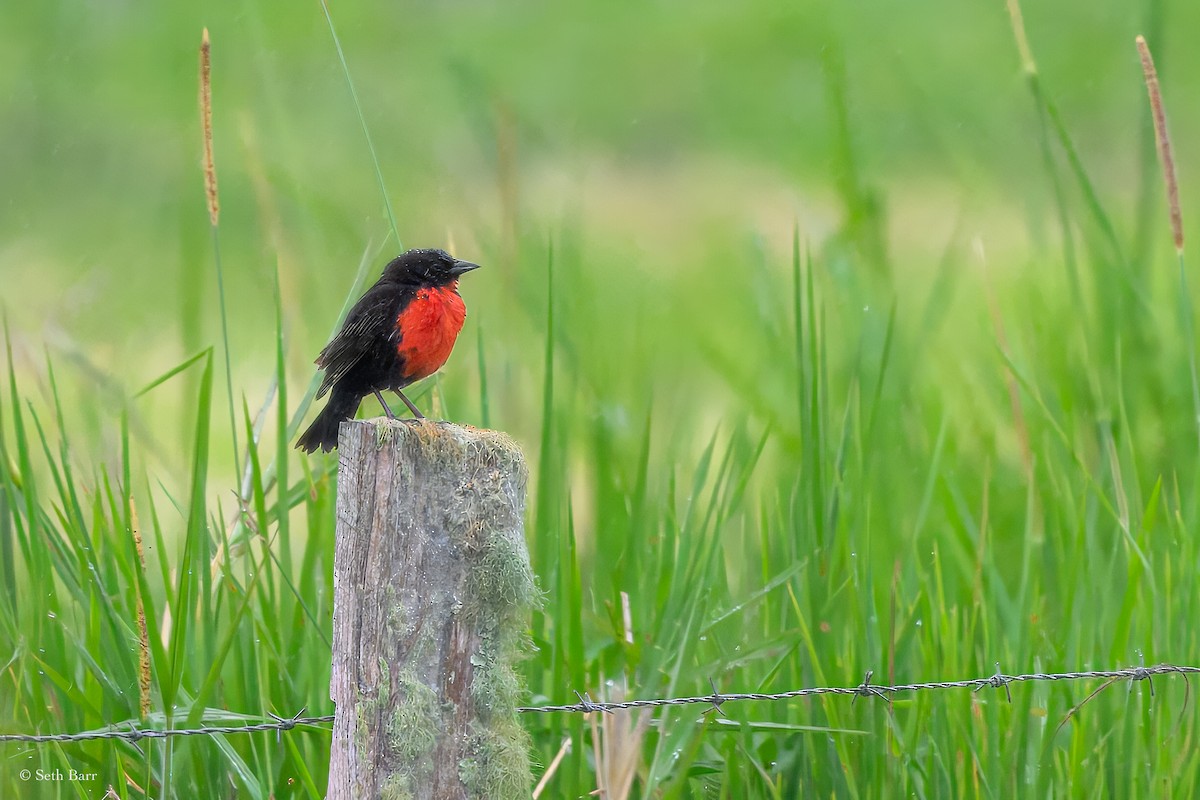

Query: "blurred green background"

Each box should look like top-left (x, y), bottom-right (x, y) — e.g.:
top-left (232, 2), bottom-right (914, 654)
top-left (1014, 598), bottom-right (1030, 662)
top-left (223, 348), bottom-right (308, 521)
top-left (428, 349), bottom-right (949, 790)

top-left (4, 0), bottom-right (1200, 796)
top-left (6, 0), bottom-right (1198, 397)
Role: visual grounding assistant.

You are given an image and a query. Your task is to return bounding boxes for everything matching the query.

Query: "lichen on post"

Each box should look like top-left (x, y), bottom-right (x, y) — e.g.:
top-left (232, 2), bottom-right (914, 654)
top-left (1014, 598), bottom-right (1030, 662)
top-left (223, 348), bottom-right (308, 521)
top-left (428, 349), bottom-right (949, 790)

top-left (326, 419), bottom-right (539, 800)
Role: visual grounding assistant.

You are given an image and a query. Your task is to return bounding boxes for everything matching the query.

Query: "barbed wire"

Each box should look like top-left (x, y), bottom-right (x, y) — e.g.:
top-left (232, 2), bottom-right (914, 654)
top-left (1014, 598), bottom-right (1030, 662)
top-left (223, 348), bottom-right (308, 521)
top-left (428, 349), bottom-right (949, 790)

top-left (1, 663), bottom-right (1194, 745)
top-left (518, 663), bottom-right (1198, 714)
top-left (0, 709), bottom-right (334, 745)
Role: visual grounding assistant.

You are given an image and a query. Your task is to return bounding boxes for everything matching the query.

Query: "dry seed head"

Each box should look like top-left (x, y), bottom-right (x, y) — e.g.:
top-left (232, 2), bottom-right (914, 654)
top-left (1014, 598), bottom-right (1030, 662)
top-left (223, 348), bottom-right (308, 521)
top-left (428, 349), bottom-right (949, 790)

top-left (200, 28), bottom-right (219, 226)
top-left (131, 498), bottom-right (152, 720)
top-left (1136, 35), bottom-right (1183, 252)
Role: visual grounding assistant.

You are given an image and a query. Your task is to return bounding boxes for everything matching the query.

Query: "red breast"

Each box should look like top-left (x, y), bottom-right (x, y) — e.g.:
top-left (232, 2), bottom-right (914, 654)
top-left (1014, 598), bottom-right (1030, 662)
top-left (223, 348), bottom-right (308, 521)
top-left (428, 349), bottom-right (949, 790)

top-left (395, 283), bottom-right (467, 381)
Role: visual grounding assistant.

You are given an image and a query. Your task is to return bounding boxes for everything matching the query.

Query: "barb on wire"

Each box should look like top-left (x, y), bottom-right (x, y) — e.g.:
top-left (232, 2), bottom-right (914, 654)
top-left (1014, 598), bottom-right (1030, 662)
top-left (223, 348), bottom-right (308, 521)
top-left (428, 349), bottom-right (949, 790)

top-left (573, 691), bottom-right (612, 715)
top-left (704, 677), bottom-right (727, 717)
top-left (1131, 652), bottom-right (1155, 698)
top-left (2, 663), bottom-right (1196, 746)
top-left (266, 707), bottom-right (310, 744)
top-left (975, 661), bottom-right (1012, 703)
top-left (852, 670), bottom-right (886, 704)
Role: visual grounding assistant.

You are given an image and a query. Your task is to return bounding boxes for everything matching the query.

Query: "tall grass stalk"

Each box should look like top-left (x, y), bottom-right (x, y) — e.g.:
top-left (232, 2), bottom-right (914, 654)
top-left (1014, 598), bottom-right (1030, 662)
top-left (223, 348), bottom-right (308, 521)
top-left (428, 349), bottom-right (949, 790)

top-left (1136, 35), bottom-right (1198, 453)
top-left (318, 0), bottom-right (402, 248)
top-left (200, 30), bottom-right (240, 481)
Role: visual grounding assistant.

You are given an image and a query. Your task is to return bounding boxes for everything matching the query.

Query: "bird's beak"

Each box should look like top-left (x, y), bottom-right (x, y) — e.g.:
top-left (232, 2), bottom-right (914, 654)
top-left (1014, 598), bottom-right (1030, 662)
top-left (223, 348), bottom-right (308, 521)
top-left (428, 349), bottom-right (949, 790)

top-left (450, 260), bottom-right (481, 276)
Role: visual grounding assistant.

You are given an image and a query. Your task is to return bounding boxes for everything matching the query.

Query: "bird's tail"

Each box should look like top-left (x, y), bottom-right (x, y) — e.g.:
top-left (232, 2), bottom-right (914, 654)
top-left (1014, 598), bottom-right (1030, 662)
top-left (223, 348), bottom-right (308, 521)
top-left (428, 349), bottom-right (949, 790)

top-left (295, 389), bottom-right (360, 453)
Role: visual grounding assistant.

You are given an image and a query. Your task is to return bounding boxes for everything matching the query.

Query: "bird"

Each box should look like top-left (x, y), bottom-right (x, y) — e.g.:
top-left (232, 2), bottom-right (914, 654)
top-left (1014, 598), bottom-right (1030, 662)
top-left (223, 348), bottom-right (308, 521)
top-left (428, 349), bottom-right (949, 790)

top-left (295, 248), bottom-right (480, 453)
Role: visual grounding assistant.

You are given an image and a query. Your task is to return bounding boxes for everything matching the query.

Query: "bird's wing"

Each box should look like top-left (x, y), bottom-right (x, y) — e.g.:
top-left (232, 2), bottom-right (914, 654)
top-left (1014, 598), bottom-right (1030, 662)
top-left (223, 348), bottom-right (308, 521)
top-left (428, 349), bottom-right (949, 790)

top-left (313, 286), bottom-right (403, 398)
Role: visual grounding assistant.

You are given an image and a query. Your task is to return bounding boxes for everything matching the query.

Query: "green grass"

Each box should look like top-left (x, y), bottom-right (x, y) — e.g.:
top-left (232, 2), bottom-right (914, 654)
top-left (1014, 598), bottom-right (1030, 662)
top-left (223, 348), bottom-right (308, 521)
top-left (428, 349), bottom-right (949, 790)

top-left (4, 0), bottom-right (1200, 797)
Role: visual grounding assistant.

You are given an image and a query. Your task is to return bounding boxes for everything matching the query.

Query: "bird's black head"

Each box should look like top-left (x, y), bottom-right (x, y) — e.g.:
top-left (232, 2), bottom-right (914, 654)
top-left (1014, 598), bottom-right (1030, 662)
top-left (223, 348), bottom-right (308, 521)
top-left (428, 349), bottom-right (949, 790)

top-left (380, 248), bottom-right (481, 287)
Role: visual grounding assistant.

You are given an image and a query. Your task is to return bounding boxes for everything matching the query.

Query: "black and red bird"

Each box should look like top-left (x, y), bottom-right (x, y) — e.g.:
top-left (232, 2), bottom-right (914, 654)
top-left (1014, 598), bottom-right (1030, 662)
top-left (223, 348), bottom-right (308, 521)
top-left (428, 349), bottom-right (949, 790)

top-left (295, 248), bottom-right (480, 453)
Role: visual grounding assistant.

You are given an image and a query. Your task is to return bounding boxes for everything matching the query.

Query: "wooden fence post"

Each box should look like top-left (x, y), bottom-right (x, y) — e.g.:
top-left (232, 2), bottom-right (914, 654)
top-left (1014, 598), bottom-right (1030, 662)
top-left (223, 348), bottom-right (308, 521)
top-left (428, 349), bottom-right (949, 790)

top-left (327, 419), bottom-right (537, 800)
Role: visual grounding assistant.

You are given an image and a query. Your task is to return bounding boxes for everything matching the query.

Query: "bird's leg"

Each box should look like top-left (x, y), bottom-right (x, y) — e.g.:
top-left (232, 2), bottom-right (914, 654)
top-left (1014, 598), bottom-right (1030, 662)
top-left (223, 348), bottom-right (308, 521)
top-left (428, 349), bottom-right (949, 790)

top-left (394, 389), bottom-right (425, 419)
top-left (372, 390), bottom-right (397, 419)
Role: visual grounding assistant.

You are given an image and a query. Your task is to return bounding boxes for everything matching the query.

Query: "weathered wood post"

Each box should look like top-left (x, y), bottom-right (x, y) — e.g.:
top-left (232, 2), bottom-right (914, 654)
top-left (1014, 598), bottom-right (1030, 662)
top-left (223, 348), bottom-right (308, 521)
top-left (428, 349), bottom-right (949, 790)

top-left (327, 419), bottom-right (537, 800)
